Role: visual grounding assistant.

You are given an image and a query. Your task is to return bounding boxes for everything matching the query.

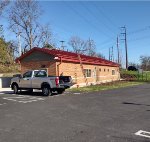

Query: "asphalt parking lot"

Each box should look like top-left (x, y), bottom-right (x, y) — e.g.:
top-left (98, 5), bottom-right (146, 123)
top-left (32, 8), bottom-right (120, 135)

top-left (0, 84), bottom-right (150, 142)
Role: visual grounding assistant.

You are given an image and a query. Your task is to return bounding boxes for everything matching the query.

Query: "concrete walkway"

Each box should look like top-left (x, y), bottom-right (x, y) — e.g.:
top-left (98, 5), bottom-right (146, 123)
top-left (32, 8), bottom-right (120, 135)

top-left (0, 88), bottom-right (11, 91)
top-left (0, 88), bottom-right (12, 94)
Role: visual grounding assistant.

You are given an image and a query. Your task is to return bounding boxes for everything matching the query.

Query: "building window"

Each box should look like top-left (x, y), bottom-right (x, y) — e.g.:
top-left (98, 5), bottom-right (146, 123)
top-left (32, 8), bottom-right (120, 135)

top-left (84, 69), bottom-right (91, 77)
top-left (112, 70), bottom-right (115, 75)
top-left (108, 69), bottom-right (109, 72)
top-left (104, 69), bottom-right (106, 72)
top-left (99, 68), bottom-right (101, 72)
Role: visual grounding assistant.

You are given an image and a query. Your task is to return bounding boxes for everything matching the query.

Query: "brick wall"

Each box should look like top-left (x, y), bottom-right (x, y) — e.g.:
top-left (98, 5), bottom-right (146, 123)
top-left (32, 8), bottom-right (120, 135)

top-left (20, 60), bottom-right (120, 87)
top-left (57, 61), bottom-right (120, 86)
top-left (21, 61), bottom-right (57, 76)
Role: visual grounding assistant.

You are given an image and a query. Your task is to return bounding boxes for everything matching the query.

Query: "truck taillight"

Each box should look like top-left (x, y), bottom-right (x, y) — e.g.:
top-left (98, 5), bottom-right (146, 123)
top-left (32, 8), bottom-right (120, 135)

top-left (55, 77), bottom-right (59, 87)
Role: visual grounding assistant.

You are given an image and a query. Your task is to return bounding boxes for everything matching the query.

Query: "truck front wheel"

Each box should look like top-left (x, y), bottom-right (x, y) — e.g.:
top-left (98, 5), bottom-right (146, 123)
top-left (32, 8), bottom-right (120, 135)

top-left (42, 86), bottom-right (52, 96)
top-left (12, 84), bottom-right (19, 94)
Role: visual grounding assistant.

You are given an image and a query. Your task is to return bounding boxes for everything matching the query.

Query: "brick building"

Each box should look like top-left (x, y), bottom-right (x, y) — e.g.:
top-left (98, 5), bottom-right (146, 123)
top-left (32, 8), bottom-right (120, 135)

top-left (16, 47), bottom-right (120, 87)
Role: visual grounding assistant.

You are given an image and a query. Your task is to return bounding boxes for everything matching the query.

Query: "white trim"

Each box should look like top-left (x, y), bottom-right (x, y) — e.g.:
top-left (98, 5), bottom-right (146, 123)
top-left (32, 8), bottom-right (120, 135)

top-left (70, 78), bottom-right (119, 88)
top-left (72, 75), bottom-right (119, 80)
top-left (0, 103), bottom-right (6, 106)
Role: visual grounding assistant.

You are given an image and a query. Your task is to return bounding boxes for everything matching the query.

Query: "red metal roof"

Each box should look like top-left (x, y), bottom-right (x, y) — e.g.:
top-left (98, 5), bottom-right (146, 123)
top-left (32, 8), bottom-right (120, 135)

top-left (16, 47), bottom-right (119, 67)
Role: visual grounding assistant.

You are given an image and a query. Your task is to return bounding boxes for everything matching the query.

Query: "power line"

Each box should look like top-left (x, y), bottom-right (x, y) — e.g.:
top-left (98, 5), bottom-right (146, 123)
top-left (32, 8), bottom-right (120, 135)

top-left (97, 40), bottom-right (116, 51)
top-left (128, 26), bottom-right (150, 35)
top-left (92, 2), bottom-right (118, 30)
top-left (99, 26), bottom-right (150, 47)
top-left (64, 2), bottom-right (113, 39)
top-left (97, 37), bottom-right (115, 47)
top-left (81, 1), bottom-right (116, 38)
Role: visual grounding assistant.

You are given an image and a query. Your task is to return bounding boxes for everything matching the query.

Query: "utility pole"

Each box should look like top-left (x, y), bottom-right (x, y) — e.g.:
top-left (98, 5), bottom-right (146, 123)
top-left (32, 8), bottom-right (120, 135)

top-left (121, 26), bottom-right (128, 69)
top-left (18, 32), bottom-right (21, 56)
top-left (112, 46), bottom-right (114, 62)
top-left (109, 47), bottom-right (110, 61)
top-left (116, 36), bottom-right (120, 64)
top-left (109, 46), bottom-right (114, 61)
top-left (16, 28), bottom-right (22, 57)
top-left (17, 25), bottom-right (22, 56)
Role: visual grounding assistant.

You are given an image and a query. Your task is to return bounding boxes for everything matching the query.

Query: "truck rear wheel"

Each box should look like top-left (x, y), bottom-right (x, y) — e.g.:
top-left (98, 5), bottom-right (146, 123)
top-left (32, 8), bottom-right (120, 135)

top-left (42, 86), bottom-right (52, 96)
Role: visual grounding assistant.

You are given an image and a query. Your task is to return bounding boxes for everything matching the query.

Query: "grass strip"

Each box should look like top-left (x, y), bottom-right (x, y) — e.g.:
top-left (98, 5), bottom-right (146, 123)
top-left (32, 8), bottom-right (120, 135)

top-left (69, 81), bottom-right (144, 93)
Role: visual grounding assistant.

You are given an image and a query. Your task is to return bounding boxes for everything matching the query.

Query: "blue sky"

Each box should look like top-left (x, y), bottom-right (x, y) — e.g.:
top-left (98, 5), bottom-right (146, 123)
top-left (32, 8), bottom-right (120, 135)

top-left (2, 1), bottom-right (150, 65)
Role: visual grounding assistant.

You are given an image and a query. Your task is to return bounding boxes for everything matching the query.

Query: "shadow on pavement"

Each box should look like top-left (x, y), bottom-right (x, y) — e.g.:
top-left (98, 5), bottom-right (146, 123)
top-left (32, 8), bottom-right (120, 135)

top-left (123, 102), bottom-right (150, 107)
top-left (0, 90), bottom-right (59, 97)
top-left (19, 91), bottom-right (58, 97)
top-left (0, 91), bottom-right (13, 94)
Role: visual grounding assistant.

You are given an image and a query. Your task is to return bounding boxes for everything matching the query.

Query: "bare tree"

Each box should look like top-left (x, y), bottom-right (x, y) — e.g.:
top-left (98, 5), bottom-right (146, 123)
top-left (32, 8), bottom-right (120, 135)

top-left (9, 0), bottom-right (41, 50)
top-left (9, 0), bottom-right (49, 51)
top-left (69, 36), bottom-right (96, 56)
top-left (0, 0), bottom-right (9, 36)
top-left (36, 24), bottom-right (55, 48)
top-left (96, 53), bottom-right (105, 59)
top-left (69, 36), bottom-right (87, 54)
top-left (86, 39), bottom-right (96, 56)
top-left (140, 55), bottom-right (150, 71)
top-left (0, 25), bottom-right (4, 37)
top-left (9, 0), bottom-right (54, 52)
top-left (128, 62), bottom-right (140, 69)
top-left (8, 40), bottom-right (20, 59)
top-left (0, 0), bottom-right (9, 16)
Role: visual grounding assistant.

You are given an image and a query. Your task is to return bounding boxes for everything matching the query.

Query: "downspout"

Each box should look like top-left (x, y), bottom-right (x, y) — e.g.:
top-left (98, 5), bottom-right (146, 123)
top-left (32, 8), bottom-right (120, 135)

top-left (57, 57), bottom-right (62, 76)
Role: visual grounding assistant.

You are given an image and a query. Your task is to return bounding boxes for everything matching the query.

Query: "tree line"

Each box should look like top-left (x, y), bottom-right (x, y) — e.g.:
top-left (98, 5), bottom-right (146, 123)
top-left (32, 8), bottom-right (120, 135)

top-left (0, 0), bottom-right (104, 58)
top-left (0, 0), bottom-right (150, 72)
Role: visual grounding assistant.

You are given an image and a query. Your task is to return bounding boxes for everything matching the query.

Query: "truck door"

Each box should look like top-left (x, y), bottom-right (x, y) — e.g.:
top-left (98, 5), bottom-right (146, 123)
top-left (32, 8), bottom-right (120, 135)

top-left (20, 71), bottom-right (32, 88)
top-left (32, 70), bottom-right (47, 88)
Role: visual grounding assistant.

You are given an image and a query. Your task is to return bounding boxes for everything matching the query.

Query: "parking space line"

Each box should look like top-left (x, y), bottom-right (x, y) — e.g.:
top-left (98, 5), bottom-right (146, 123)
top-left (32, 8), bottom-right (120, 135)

top-left (0, 103), bottom-right (6, 106)
top-left (135, 130), bottom-right (150, 139)
top-left (18, 100), bottom-right (38, 103)
top-left (73, 93), bottom-right (81, 95)
top-left (4, 97), bottom-right (25, 99)
top-left (3, 98), bottom-right (17, 101)
top-left (2, 96), bottom-right (45, 104)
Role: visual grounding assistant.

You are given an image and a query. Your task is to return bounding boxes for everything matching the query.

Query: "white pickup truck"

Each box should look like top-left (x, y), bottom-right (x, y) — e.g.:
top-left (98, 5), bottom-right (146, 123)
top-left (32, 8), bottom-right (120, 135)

top-left (11, 70), bottom-right (72, 96)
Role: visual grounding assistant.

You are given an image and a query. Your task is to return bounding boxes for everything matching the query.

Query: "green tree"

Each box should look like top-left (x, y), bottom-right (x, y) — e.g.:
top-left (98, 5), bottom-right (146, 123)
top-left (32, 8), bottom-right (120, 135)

top-left (0, 37), bottom-right (13, 65)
